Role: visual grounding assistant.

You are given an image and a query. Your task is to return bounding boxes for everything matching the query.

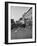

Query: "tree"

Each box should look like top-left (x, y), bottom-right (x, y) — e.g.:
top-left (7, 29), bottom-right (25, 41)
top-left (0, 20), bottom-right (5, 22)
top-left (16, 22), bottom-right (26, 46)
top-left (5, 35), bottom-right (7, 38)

top-left (11, 19), bottom-right (15, 24)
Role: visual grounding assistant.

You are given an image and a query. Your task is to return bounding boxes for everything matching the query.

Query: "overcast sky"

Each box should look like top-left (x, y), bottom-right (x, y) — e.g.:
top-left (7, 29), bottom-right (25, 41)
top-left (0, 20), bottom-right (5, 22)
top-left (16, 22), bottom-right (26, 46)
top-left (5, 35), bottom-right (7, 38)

top-left (11, 6), bottom-right (30, 22)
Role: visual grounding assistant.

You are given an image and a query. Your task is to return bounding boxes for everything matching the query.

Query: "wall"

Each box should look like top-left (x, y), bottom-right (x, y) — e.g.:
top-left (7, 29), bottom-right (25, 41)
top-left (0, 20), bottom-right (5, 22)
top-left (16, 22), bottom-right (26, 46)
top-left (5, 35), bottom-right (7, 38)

top-left (0, 0), bottom-right (37, 46)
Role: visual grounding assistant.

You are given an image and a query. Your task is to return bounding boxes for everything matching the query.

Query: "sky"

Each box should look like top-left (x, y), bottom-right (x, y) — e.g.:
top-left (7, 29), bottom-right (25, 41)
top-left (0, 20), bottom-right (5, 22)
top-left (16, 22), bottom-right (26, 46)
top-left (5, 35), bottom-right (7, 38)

top-left (11, 6), bottom-right (30, 22)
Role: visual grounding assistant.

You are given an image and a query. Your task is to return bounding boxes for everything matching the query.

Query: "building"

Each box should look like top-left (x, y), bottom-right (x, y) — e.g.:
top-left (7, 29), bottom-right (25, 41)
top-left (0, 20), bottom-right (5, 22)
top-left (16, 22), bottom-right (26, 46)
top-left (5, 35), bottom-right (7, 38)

top-left (19, 7), bottom-right (32, 25)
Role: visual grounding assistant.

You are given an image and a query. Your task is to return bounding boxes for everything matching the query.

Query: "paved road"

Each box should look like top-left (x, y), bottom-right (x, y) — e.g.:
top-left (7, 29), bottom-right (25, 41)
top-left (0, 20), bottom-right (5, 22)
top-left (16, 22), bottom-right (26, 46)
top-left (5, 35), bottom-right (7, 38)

top-left (11, 26), bottom-right (32, 39)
